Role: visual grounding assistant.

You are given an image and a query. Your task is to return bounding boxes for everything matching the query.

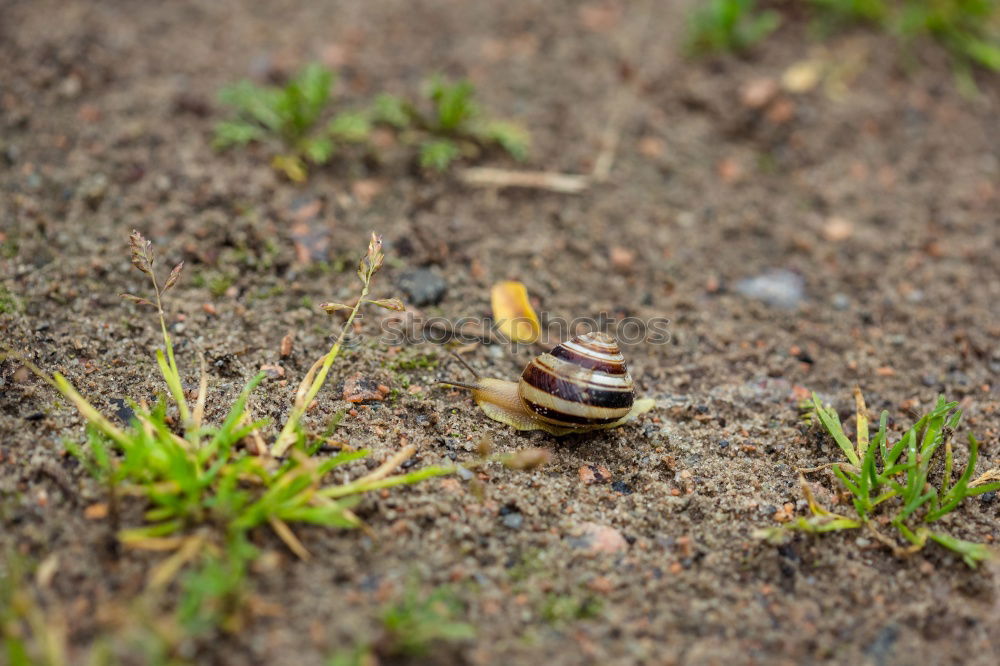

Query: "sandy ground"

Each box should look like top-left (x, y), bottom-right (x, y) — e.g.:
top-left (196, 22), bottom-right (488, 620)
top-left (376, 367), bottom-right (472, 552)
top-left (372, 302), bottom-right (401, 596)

top-left (2, 1), bottom-right (999, 664)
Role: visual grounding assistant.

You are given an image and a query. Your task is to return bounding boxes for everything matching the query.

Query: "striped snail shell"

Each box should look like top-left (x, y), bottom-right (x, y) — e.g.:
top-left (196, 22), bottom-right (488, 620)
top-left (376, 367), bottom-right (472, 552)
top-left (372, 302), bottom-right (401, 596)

top-left (519, 332), bottom-right (635, 428)
top-left (445, 332), bottom-right (655, 436)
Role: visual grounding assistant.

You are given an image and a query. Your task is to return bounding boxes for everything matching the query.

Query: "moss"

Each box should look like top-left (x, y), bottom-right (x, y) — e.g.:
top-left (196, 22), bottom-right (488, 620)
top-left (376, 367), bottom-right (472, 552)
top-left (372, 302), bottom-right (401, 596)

top-left (0, 285), bottom-right (20, 314)
top-left (389, 352), bottom-right (440, 372)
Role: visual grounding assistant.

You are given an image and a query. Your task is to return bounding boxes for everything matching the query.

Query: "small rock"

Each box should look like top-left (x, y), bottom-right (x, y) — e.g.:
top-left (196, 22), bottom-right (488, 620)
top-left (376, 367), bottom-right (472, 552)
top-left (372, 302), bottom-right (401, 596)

top-left (637, 135), bottom-right (664, 158)
top-left (397, 268), bottom-right (447, 306)
top-left (570, 522), bottom-right (628, 555)
top-left (611, 480), bottom-right (634, 495)
top-left (202, 303), bottom-right (217, 316)
top-left (280, 332), bottom-right (294, 357)
top-left (342, 372), bottom-right (388, 402)
top-left (735, 269), bottom-right (805, 309)
top-left (740, 78), bottom-right (779, 109)
top-left (587, 576), bottom-right (614, 594)
top-left (58, 74), bottom-right (82, 98)
top-left (260, 364), bottom-right (285, 380)
top-left (609, 246), bottom-right (636, 271)
top-left (717, 156), bottom-right (743, 184)
top-left (832, 293), bottom-right (851, 310)
top-left (822, 216), bottom-right (854, 242)
top-left (110, 398), bottom-right (135, 425)
top-left (501, 512), bottom-right (524, 530)
top-left (578, 464), bottom-right (612, 485)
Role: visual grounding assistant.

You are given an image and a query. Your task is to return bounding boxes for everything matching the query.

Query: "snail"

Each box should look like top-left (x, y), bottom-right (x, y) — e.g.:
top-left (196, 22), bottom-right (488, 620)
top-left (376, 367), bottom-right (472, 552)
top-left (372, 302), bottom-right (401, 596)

top-left (444, 332), bottom-right (656, 436)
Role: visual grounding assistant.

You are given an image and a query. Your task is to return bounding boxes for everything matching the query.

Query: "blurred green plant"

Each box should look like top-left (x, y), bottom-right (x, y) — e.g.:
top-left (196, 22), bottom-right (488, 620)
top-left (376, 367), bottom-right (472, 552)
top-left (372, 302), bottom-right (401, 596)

top-left (809, 0), bottom-right (1000, 79)
top-left (378, 583), bottom-right (475, 658)
top-left (215, 64), bottom-right (529, 180)
top-left (215, 63), bottom-right (370, 182)
top-left (758, 389), bottom-right (1000, 567)
top-left (686, 0), bottom-right (1000, 84)
top-left (1, 554), bottom-right (67, 666)
top-left (685, 0), bottom-right (782, 55)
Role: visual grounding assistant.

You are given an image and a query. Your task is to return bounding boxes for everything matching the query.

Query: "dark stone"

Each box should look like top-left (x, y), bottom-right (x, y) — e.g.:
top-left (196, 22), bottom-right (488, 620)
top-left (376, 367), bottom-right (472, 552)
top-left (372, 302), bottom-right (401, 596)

top-left (865, 625), bottom-right (899, 666)
top-left (397, 268), bottom-right (447, 306)
top-left (111, 398), bottom-right (135, 426)
top-left (611, 480), bottom-right (634, 495)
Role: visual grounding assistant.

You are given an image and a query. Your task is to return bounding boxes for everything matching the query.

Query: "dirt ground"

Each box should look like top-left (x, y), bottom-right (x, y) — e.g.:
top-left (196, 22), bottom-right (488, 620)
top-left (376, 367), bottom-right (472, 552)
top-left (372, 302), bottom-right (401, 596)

top-left (2, 0), bottom-right (1000, 664)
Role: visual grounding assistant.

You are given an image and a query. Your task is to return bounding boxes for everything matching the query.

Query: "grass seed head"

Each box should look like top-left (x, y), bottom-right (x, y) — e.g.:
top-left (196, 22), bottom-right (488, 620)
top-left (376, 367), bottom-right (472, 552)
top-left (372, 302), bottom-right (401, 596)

top-left (128, 229), bottom-right (154, 274)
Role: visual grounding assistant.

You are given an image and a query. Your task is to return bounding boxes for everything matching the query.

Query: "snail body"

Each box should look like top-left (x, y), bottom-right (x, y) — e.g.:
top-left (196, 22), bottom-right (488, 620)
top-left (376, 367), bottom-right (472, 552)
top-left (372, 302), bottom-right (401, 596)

top-left (449, 332), bottom-right (655, 436)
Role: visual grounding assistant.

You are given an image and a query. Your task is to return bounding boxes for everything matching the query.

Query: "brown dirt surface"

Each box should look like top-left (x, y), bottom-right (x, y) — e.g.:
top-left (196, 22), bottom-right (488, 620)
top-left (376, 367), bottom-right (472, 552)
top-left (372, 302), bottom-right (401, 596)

top-left (2, 1), bottom-right (1000, 664)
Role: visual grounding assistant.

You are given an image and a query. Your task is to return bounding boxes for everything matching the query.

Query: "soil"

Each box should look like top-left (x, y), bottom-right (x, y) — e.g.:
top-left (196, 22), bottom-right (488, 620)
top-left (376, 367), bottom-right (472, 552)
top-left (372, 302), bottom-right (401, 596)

top-left (2, 1), bottom-right (999, 664)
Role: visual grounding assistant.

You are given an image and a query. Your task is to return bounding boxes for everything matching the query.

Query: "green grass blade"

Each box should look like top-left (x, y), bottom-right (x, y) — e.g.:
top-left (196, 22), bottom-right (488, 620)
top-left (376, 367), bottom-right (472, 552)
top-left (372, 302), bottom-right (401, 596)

top-left (925, 433), bottom-right (984, 522)
top-left (812, 394), bottom-right (860, 466)
top-left (927, 532), bottom-right (994, 568)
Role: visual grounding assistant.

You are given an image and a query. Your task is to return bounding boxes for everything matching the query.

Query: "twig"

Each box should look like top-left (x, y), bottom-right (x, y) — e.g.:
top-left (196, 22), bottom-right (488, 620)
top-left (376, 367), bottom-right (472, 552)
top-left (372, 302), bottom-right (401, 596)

top-left (457, 167), bottom-right (590, 194)
top-left (268, 516), bottom-right (311, 560)
top-left (354, 445), bottom-right (417, 485)
top-left (591, 101), bottom-right (624, 182)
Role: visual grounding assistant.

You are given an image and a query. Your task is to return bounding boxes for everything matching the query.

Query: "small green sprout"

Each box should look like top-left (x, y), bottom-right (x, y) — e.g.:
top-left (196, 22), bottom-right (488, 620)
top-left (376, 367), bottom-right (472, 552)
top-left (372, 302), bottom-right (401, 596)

top-left (759, 389), bottom-right (1000, 567)
top-left (378, 583), bottom-right (476, 658)
top-left (685, 0), bottom-right (781, 55)
top-left (411, 76), bottom-right (530, 171)
top-left (214, 63), bottom-right (530, 179)
top-left (215, 62), bottom-right (366, 182)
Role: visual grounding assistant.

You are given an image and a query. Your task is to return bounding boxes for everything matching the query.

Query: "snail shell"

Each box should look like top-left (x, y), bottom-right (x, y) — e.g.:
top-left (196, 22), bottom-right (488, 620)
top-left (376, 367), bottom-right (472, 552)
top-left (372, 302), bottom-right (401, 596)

top-left (519, 332), bottom-right (635, 428)
top-left (446, 332), bottom-right (655, 436)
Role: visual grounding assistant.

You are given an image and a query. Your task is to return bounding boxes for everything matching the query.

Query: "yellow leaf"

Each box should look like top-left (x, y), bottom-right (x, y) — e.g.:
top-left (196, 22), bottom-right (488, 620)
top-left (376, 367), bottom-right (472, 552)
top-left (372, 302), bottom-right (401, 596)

top-left (271, 154), bottom-right (307, 183)
top-left (490, 281), bottom-right (540, 344)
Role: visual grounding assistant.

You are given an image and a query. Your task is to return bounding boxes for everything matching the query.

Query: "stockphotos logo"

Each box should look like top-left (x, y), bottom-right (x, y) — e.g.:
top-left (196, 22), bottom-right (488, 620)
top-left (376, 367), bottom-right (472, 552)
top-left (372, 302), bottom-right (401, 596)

top-left (333, 311), bottom-right (671, 348)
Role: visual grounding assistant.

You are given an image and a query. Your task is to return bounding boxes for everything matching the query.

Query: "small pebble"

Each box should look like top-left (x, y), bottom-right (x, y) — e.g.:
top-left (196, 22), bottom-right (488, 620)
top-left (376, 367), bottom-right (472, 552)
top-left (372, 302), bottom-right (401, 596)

top-left (735, 269), bottom-right (805, 309)
top-left (260, 364), bottom-right (285, 379)
top-left (342, 373), bottom-right (388, 402)
top-left (501, 512), bottom-right (524, 530)
top-left (397, 268), bottom-right (447, 306)
top-left (570, 522), bottom-right (628, 555)
top-left (280, 333), bottom-right (294, 357)
top-left (611, 480), bottom-right (634, 495)
top-left (578, 464), bottom-right (612, 485)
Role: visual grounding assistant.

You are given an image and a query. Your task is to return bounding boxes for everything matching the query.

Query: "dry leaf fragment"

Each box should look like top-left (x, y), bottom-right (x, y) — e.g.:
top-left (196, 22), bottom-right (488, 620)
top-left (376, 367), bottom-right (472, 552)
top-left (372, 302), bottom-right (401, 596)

top-left (490, 281), bottom-right (540, 344)
top-left (782, 60), bottom-right (823, 93)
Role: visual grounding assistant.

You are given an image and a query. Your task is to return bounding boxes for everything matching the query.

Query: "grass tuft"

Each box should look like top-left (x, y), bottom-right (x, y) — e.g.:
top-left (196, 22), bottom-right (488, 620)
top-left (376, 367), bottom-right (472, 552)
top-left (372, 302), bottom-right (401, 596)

top-left (758, 389), bottom-right (1000, 566)
top-left (17, 231), bottom-right (457, 635)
